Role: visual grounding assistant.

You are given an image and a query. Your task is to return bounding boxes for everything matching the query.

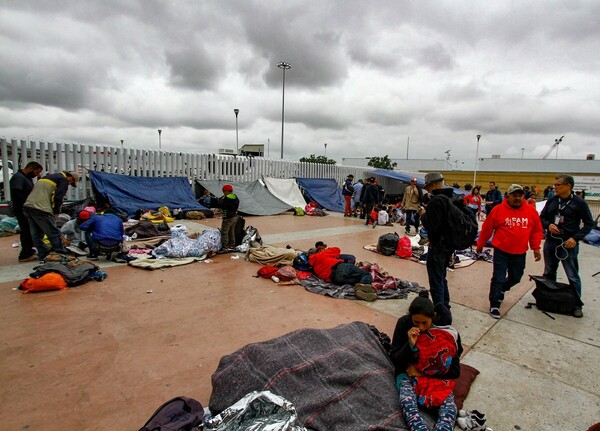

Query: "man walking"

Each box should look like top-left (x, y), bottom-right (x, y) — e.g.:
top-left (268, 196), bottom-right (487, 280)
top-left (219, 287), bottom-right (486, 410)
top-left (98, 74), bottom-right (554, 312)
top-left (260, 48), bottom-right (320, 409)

top-left (23, 170), bottom-right (78, 262)
top-left (476, 184), bottom-right (544, 319)
top-left (9, 161), bottom-right (43, 262)
top-left (419, 172), bottom-right (455, 309)
top-left (484, 181), bottom-right (502, 215)
top-left (401, 177), bottom-right (422, 235)
top-left (540, 175), bottom-right (593, 317)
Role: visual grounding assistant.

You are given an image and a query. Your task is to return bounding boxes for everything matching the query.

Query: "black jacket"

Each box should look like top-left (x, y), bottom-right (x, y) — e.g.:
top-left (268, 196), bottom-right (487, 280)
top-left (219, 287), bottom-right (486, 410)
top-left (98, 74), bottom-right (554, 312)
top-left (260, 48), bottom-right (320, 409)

top-left (218, 193), bottom-right (239, 219)
top-left (9, 170), bottom-right (35, 213)
top-left (540, 194), bottom-right (593, 242)
top-left (421, 187), bottom-right (455, 250)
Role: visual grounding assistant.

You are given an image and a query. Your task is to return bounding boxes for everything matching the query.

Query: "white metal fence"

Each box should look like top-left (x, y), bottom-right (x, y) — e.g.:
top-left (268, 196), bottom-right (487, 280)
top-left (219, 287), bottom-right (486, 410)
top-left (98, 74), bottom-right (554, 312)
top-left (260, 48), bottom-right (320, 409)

top-left (1, 139), bottom-right (368, 202)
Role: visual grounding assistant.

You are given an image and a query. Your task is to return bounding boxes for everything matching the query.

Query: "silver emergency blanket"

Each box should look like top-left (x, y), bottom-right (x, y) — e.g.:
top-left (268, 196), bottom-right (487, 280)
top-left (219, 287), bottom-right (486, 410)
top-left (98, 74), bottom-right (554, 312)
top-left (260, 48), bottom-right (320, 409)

top-left (205, 391), bottom-right (307, 431)
top-left (152, 226), bottom-right (221, 258)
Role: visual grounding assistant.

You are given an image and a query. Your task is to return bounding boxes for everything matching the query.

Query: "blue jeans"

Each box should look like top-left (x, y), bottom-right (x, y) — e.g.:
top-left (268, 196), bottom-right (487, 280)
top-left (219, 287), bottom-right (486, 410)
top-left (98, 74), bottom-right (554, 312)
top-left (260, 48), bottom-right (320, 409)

top-left (543, 239), bottom-right (581, 298)
top-left (426, 246), bottom-right (453, 308)
top-left (23, 207), bottom-right (69, 260)
top-left (489, 248), bottom-right (526, 308)
top-left (330, 263), bottom-right (372, 285)
top-left (85, 231), bottom-right (121, 257)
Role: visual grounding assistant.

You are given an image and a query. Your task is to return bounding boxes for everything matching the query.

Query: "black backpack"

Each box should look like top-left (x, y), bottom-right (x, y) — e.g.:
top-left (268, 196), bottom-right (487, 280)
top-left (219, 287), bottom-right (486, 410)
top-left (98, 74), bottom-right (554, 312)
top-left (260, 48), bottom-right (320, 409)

top-left (139, 396), bottom-right (203, 431)
top-left (377, 232), bottom-right (400, 256)
top-left (292, 252), bottom-right (312, 271)
top-left (528, 275), bottom-right (583, 316)
top-left (444, 198), bottom-right (478, 250)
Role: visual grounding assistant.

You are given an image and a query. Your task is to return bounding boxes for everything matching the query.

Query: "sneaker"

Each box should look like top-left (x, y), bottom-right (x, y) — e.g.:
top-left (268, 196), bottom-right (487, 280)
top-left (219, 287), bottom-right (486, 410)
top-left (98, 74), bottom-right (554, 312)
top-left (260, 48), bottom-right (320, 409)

top-left (355, 283), bottom-right (376, 294)
top-left (489, 307), bottom-right (501, 319)
top-left (18, 255), bottom-right (38, 262)
top-left (573, 307), bottom-right (583, 318)
top-left (456, 415), bottom-right (487, 431)
top-left (355, 290), bottom-right (378, 302)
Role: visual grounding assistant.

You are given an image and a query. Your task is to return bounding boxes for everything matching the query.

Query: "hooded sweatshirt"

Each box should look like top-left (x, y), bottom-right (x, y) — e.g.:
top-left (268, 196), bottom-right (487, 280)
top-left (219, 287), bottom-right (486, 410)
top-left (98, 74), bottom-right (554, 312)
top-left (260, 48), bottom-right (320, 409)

top-left (308, 247), bottom-right (343, 282)
top-left (476, 198), bottom-right (543, 254)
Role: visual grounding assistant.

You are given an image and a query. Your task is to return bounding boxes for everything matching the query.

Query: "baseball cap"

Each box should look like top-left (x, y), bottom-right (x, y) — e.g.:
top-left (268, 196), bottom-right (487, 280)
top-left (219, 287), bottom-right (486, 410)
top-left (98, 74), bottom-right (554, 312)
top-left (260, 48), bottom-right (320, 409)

top-left (222, 184), bottom-right (233, 192)
top-left (78, 210), bottom-right (91, 221)
top-left (424, 172), bottom-right (444, 186)
top-left (507, 184), bottom-right (524, 194)
top-left (410, 177), bottom-right (417, 183)
top-left (67, 171), bottom-right (79, 187)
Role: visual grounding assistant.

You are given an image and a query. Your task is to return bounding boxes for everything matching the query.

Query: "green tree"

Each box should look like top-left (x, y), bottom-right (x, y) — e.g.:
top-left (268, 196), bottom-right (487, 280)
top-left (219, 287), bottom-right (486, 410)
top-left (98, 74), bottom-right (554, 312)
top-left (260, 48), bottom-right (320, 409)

top-left (299, 154), bottom-right (336, 165)
top-left (367, 155), bottom-right (397, 170)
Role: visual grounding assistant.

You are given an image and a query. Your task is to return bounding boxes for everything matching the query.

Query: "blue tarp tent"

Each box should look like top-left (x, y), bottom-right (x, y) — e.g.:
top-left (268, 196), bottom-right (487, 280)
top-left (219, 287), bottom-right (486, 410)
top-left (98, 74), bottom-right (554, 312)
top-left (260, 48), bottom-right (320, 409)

top-left (90, 171), bottom-right (206, 216)
top-left (295, 178), bottom-right (345, 212)
top-left (368, 169), bottom-right (469, 197)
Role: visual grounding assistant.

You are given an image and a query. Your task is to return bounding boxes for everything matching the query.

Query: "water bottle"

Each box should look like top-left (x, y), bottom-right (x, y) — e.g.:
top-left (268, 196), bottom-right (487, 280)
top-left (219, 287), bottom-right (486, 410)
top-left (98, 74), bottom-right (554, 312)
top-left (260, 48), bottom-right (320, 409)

top-left (271, 275), bottom-right (280, 283)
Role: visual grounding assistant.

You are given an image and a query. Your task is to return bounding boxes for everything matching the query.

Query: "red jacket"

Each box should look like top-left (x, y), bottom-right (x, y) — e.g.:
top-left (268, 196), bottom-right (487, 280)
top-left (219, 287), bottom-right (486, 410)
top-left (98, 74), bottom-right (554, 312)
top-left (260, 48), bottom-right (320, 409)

top-left (476, 199), bottom-right (543, 254)
top-left (308, 247), bottom-right (343, 282)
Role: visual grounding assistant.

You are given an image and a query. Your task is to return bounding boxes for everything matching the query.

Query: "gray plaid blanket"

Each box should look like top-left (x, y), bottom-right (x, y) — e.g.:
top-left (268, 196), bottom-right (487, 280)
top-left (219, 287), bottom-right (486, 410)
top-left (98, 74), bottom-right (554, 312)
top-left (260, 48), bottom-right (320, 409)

top-left (209, 322), bottom-right (409, 430)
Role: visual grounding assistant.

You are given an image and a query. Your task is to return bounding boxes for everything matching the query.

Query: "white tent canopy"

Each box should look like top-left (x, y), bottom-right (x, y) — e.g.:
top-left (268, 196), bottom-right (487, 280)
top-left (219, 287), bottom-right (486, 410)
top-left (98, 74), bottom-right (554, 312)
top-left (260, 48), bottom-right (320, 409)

top-left (263, 177), bottom-right (307, 209)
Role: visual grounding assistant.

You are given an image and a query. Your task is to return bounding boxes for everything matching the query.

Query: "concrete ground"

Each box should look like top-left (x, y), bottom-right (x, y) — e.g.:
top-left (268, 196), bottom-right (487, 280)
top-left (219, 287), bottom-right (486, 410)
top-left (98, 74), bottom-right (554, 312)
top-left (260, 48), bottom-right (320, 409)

top-left (0, 212), bottom-right (598, 431)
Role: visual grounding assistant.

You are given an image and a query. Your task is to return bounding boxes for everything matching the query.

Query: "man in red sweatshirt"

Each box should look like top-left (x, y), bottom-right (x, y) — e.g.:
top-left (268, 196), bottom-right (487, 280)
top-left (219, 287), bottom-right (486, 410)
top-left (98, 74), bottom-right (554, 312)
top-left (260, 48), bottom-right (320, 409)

top-left (476, 184), bottom-right (544, 319)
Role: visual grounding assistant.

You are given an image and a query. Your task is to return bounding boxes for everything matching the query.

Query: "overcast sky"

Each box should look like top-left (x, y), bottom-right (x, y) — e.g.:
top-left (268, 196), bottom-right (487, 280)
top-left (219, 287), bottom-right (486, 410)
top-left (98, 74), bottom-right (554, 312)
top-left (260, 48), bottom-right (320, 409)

top-left (1, 0), bottom-right (599, 168)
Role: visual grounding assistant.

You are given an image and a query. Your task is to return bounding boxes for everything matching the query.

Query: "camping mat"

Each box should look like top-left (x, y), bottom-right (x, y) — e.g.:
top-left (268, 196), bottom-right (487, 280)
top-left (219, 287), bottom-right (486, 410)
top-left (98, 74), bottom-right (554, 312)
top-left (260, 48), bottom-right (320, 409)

top-left (209, 322), bottom-right (410, 431)
top-left (298, 274), bottom-right (424, 300)
top-left (128, 255), bottom-right (207, 270)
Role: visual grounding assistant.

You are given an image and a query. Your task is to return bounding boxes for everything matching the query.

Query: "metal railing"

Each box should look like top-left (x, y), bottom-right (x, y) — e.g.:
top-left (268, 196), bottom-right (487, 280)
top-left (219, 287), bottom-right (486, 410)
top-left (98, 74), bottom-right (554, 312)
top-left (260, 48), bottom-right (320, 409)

top-left (1, 138), bottom-right (367, 202)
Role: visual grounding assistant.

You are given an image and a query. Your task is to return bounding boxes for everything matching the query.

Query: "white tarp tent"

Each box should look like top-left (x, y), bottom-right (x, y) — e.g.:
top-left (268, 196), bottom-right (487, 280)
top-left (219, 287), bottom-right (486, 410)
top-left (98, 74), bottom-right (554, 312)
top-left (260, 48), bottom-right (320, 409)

top-left (263, 177), bottom-right (307, 209)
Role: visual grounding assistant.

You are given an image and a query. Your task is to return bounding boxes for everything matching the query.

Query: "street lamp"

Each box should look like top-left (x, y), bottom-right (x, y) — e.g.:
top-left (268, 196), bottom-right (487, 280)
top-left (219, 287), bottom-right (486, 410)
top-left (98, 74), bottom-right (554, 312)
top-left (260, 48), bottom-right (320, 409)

top-left (234, 109), bottom-right (239, 154)
top-left (277, 61), bottom-right (291, 159)
top-left (473, 134), bottom-right (481, 186)
top-left (324, 143), bottom-right (327, 157)
top-left (120, 139), bottom-right (124, 150)
top-left (158, 129), bottom-right (162, 151)
top-left (521, 147), bottom-right (525, 159)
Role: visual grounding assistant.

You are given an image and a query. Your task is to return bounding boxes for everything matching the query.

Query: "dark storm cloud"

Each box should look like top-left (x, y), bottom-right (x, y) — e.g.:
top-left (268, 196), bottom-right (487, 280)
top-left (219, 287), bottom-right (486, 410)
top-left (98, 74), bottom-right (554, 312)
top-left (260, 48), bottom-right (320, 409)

top-left (166, 44), bottom-right (221, 90)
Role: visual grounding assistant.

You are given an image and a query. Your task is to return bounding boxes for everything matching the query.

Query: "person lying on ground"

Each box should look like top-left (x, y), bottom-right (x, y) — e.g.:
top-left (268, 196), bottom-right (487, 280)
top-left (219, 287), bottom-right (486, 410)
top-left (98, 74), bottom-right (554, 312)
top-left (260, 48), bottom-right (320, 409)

top-left (390, 292), bottom-right (463, 431)
top-left (307, 243), bottom-right (377, 301)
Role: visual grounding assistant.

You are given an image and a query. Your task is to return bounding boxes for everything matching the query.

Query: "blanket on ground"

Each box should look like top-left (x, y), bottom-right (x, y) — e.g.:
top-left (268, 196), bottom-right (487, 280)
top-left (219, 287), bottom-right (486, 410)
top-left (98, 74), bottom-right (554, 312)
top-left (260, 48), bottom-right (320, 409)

top-left (246, 245), bottom-right (300, 266)
top-left (30, 261), bottom-right (99, 286)
top-left (128, 255), bottom-right (207, 270)
top-left (298, 274), bottom-right (424, 300)
top-left (122, 235), bottom-right (171, 252)
top-left (209, 322), bottom-right (410, 431)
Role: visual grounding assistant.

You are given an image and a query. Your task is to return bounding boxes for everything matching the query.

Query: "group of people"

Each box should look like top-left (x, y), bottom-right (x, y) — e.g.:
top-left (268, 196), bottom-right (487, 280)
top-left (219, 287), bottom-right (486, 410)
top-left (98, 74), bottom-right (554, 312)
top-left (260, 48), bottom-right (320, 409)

top-left (9, 163), bottom-right (126, 262)
top-left (390, 172), bottom-right (593, 430)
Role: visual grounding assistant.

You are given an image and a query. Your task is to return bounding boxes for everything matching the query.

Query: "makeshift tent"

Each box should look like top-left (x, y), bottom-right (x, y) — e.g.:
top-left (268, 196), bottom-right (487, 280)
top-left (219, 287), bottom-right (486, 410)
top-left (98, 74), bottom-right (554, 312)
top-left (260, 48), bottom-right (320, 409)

top-left (197, 180), bottom-right (292, 216)
top-left (263, 177), bottom-right (307, 209)
top-left (295, 178), bottom-right (344, 212)
top-left (90, 171), bottom-right (207, 216)
top-left (369, 169), bottom-right (469, 197)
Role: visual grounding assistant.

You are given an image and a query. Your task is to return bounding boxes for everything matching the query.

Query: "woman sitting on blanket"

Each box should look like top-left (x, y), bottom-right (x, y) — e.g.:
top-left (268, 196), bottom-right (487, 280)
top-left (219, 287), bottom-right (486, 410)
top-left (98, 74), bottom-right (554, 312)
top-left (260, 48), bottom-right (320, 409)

top-left (390, 292), bottom-right (463, 431)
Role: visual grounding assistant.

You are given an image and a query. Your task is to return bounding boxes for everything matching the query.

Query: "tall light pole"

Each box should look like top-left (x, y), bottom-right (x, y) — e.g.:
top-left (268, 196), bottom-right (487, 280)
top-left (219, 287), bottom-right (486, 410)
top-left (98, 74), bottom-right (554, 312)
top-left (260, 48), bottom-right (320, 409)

top-left (158, 129), bottom-right (162, 151)
top-left (234, 109), bottom-right (239, 154)
top-left (267, 138), bottom-right (270, 157)
top-left (521, 147), bottom-right (525, 159)
top-left (473, 134), bottom-right (481, 186)
top-left (277, 61), bottom-right (291, 159)
top-left (120, 139), bottom-right (124, 150)
top-left (324, 143), bottom-right (327, 157)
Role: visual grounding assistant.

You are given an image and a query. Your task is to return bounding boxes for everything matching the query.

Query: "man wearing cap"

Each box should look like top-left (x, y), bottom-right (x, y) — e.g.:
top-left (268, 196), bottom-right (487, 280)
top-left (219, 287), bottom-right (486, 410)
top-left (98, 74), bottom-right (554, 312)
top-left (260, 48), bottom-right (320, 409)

top-left (419, 172), bottom-right (456, 309)
top-left (9, 161), bottom-right (43, 262)
top-left (476, 184), bottom-right (544, 319)
top-left (23, 170), bottom-right (79, 262)
top-left (80, 211), bottom-right (125, 260)
top-left (218, 184), bottom-right (240, 251)
top-left (540, 175), bottom-right (593, 318)
top-left (342, 174), bottom-right (354, 217)
top-left (401, 177), bottom-right (423, 235)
